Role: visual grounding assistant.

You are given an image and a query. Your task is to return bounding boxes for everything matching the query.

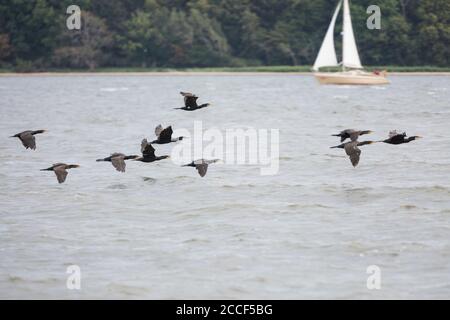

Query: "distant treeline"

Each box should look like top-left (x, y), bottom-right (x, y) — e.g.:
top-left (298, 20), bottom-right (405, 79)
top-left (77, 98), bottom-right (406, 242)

top-left (0, 0), bottom-right (448, 71)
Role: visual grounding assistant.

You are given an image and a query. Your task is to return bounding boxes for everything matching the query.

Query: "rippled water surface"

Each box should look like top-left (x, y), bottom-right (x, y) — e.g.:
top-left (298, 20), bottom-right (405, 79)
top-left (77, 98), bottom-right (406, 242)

top-left (0, 74), bottom-right (449, 299)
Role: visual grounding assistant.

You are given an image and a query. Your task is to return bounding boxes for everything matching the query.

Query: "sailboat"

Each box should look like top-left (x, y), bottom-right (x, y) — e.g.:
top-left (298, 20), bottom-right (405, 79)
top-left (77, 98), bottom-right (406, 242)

top-left (313, 0), bottom-right (389, 85)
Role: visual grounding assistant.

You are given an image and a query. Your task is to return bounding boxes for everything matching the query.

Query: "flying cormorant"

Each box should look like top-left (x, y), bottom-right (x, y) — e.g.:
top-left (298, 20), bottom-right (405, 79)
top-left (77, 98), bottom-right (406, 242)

top-left (182, 159), bottom-right (219, 177)
top-left (133, 139), bottom-right (170, 163)
top-left (379, 131), bottom-right (422, 145)
top-left (151, 125), bottom-right (184, 144)
top-left (96, 153), bottom-right (139, 172)
top-left (41, 163), bottom-right (80, 184)
top-left (10, 130), bottom-right (46, 150)
top-left (330, 141), bottom-right (375, 167)
top-left (332, 129), bottom-right (373, 142)
top-left (175, 92), bottom-right (210, 111)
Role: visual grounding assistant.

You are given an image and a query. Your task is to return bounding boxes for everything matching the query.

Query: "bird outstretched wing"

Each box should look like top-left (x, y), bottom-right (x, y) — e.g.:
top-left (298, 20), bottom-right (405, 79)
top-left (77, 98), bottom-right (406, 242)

top-left (195, 163), bottom-right (208, 177)
top-left (141, 139), bottom-right (156, 159)
top-left (389, 130), bottom-right (400, 138)
top-left (159, 126), bottom-right (173, 141)
top-left (155, 125), bottom-right (163, 137)
top-left (180, 92), bottom-right (199, 109)
top-left (204, 159), bottom-right (219, 165)
top-left (111, 155), bottom-right (126, 172)
top-left (20, 132), bottom-right (36, 150)
top-left (110, 152), bottom-right (124, 157)
top-left (348, 131), bottom-right (360, 142)
top-left (180, 92), bottom-right (195, 97)
top-left (344, 143), bottom-right (361, 167)
top-left (349, 152), bottom-right (360, 167)
top-left (53, 165), bottom-right (68, 183)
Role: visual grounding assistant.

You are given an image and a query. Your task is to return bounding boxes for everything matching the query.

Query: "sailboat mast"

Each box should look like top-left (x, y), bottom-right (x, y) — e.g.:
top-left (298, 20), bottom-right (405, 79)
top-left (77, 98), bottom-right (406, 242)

top-left (342, 30), bottom-right (345, 72)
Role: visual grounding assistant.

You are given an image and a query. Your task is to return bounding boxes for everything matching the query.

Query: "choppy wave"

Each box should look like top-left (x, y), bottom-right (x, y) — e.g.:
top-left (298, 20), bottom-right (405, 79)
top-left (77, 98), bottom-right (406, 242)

top-left (100, 87), bottom-right (129, 92)
top-left (1, 75), bottom-right (450, 299)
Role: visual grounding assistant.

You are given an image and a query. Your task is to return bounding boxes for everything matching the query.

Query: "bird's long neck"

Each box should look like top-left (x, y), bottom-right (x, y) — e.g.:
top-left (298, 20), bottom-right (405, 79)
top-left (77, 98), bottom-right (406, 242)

top-left (358, 141), bottom-right (374, 146)
top-left (182, 163), bottom-right (195, 167)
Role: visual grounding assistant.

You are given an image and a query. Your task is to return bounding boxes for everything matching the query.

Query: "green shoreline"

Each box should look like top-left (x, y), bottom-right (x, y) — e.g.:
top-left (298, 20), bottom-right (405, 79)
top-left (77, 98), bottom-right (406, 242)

top-left (1, 66), bottom-right (450, 73)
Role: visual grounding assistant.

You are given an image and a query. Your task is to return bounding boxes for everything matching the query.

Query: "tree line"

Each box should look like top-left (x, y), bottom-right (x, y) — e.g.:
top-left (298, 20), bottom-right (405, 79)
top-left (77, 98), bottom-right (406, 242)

top-left (0, 0), bottom-right (448, 71)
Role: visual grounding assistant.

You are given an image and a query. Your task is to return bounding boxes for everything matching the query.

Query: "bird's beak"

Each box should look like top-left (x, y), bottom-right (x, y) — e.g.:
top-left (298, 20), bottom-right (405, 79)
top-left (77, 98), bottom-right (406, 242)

top-left (416, 136), bottom-right (423, 139)
top-left (9, 136), bottom-right (15, 138)
top-left (330, 146), bottom-right (339, 149)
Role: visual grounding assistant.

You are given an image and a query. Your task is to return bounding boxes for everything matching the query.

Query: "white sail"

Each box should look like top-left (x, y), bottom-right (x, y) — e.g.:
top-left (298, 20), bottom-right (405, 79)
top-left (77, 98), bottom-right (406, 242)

top-left (312, 0), bottom-right (342, 71)
top-left (342, 0), bottom-right (362, 69)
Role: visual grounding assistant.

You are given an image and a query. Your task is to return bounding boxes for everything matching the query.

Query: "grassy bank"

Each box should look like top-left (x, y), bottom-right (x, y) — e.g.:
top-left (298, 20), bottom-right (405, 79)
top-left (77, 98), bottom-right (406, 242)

top-left (1, 65), bottom-right (450, 73)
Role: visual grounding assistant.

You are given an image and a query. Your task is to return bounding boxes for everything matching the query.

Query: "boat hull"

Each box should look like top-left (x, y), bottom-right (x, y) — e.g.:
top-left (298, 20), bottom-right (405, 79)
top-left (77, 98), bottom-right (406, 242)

top-left (314, 71), bottom-right (390, 85)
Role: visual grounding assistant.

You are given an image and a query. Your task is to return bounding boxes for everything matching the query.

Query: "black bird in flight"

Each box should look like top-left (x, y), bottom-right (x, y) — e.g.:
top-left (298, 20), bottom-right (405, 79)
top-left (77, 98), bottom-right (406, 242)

top-left (330, 141), bottom-right (375, 167)
top-left (151, 125), bottom-right (184, 144)
top-left (134, 139), bottom-right (170, 163)
top-left (41, 163), bottom-right (80, 184)
top-left (96, 153), bottom-right (139, 172)
top-left (10, 130), bottom-right (46, 150)
top-left (182, 159), bottom-right (219, 177)
top-left (175, 92), bottom-right (211, 111)
top-left (379, 131), bottom-right (422, 145)
top-left (332, 129), bottom-right (373, 142)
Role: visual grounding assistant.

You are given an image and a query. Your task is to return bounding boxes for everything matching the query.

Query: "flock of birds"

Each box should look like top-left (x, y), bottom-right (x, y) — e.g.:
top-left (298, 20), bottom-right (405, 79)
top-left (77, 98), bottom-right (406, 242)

top-left (9, 91), bottom-right (422, 183)
top-left (10, 92), bottom-right (218, 184)
top-left (330, 129), bottom-right (422, 167)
